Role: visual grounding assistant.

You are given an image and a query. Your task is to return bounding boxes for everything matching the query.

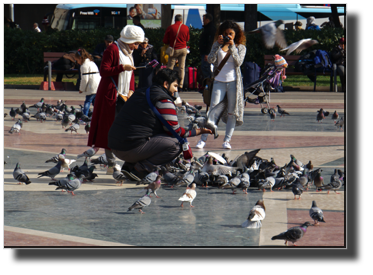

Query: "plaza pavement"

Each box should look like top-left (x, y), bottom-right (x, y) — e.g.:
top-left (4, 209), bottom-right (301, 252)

top-left (3, 87), bottom-right (345, 247)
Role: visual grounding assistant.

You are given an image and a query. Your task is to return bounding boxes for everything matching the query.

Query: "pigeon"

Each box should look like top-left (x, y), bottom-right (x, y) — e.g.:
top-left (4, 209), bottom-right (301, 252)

top-left (65, 123), bottom-right (80, 134)
top-left (178, 183), bottom-right (197, 207)
top-left (160, 166), bottom-right (182, 186)
top-left (175, 170), bottom-right (195, 187)
top-left (49, 173), bottom-right (84, 196)
top-left (9, 119), bottom-right (22, 134)
top-left (29, 98), bottom-right (44, 110)
top-left (136, 168), bottom-right (160, 185)
top-left (292, 179), bottom-right (304, 200)
top-left (234, 149), bottom-right (261, 171)
top-left (269, 108), bottom-right (276, 120)
top-left (31, 111), bottom-right (47, 122)
top-left (91, 154), bottom-right (109, 167)
top-left (201, 157), bottom-right (238, 176)
top-left (220, 171), bottom-right (241, 194)
top-left (194, 170), bottom-right (210, 187)
top-left (113, 165), bottom-right (127, 186)
top-left (9, 107), bottom-right (17, 120)
top-left (280, 38), bottom-right (318, 55)
top-left (22, 110), bottom-right (31, 122)
top-left (316, 108), bottom-right (329, 123)
top-left (84, 122), bottom-right (91, 134)
top-left (276, 105), bottom-right (290, 117)
top-left (13, 163), bottom-right (31, 185)
top-left (309, 201), bottom-right (326, 225)
top-left (127, 195), bottom-right (151, 214)
top-left (249, 20), bottom-right (287, 49)
top-left (37, 161), bottom-right (62, 180)
top-left (240, 172), bottom-right (251, 194)
top-left (331, 110), bottom-right (339, 122)
top-left (61, 114), bottom-right (70, 128)
top-left (258, 176), bottom-right (275, 192)
top-left (305, 160), bottom-right (313, 171)
top-left (313, 169), bottom-right (325, 191)
top-left (271, 222), bottom-right (312, 246)
top-left (241, 200), bottom-right (266, 228)
top-left (77, 147), bottom-right (99, 159)
top-left (144, 174), bottom-right (162, 198)
top-left (46, 148), bottom-right (67, 163)
top-left (60, 157), bottom-right (76, 171)
top-left (84, 165), bottom-right (98, 182)
top-left (335, 117), bottom-right (344, 130)
top-left (319, 179), bottom-right (342, 194)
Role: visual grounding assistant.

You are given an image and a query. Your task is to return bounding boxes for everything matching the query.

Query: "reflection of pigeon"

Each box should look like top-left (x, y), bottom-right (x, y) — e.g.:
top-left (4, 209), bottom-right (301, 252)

top-left (280, 38), bottom-right (318, 55)
top-left (271, 222), bottom-right (312, 246)
top-left (178, 183), bottom-right (197, 207)
top-left (309, 200), bottom-right (325, 225)
top-left (13, 163), bottom-right (31, 185)
top-left (127, 195), bottom-right (151, 214)
top-left (249, 20), bottom-right (287, 49)
top-left (241, 200), bottom-right (266, 228)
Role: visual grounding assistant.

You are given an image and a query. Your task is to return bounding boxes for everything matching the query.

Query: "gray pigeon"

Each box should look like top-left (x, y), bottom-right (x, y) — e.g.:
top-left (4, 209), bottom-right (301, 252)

top-left (127, 195), bottom-right (152, 214)
top-left (46, 148), bottom-right (67, 163)
top-left (240, 172), bottom-right (251, 194)
top-left (175, 170), bottom-right (195, 187)
top-left (309, 200), bottom-right (326, 225)
top-left (9, 119), bottom-right (22, 134)
top-left (292, 179), bottom-right (304, 200)
top-left (335, 117), bottom-right (344, 130)
top-left (77, 147), bottom-right (99, 159)
top-left (249, 20), bottom-right (287, 49)
top-left (65, 123), bottom-right (80, 134)
top-left (277, 105), bottom-right (290, 117)
top-left (271, 222), bottom-right (312, 246)
top-left (91, 154), bottom-right (108, 167)
top-left (258, 176), bottom-right (275, 192)
top-left (136, 168), bottom-right (160, 186)
top-left (37, 161), bottom-right (62, 180)
top-left (280, 38), bottom-right (318, 55)
top-left (113, 166), bottom-right (127, 186)
top-left (9, 107), bottom-right (17, 120)
top-left (32, 111), bottom-right (47, 122)
top-left (220, 171), bottom-right (241, 194)
top-left (49, 174), bottom-right (83, 196)
top-left (319, 179), bottom-right (342, 194)
top-left (201, 157), bottom-right (238, 176)
top-left (193, 170), bottom-right (210, 187)
top-left (13, 163), bottom-right (31, 185)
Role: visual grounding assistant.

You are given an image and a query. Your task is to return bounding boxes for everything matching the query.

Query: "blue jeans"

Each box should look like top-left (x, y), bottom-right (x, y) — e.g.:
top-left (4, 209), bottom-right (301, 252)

top-left (83, 94), bottom-right (96, 116)
top-left (201, 80), bottom-right (237, 143)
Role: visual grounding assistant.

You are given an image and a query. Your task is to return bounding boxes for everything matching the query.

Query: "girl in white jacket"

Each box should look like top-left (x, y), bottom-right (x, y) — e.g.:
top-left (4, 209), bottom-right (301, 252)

top-left (75, 48), bottom-right (101, 116)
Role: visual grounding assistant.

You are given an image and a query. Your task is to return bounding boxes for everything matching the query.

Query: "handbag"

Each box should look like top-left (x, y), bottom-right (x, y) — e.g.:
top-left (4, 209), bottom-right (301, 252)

top-left (165, 23), bottom-right (183, 57)
top-left (145, 87), bottom-right (193, 160)
top-left (202, 51), bottom-right (232, 107)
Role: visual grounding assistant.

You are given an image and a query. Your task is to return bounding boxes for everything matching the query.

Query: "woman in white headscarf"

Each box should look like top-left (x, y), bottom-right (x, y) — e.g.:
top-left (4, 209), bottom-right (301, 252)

top-left (88, 25), bottom-right (145, 174)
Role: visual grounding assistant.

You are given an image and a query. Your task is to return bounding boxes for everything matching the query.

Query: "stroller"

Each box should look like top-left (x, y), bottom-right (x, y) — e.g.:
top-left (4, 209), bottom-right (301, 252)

top-left (244, 64), bottom-right (284, 114)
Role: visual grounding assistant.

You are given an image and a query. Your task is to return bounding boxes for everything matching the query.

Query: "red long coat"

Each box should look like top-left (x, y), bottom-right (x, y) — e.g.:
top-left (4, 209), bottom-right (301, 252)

top-left (87, 43), bottom-right (135, 150)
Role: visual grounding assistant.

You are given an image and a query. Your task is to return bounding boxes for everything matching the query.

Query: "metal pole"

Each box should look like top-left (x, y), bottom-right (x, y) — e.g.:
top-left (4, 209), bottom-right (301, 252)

top-left (10, 4), bottom-right (14, 22)
top-left (48, 61), bottom-right (52, 90)
top-left (334, 64), bottom-right (338, 92)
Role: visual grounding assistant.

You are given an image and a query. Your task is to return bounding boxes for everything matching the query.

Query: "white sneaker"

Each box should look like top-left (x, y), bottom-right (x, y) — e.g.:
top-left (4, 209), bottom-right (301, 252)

top-left (222, 142), bottom-right (231, 149)
top-left (196, 140), bottom-right (206, 149)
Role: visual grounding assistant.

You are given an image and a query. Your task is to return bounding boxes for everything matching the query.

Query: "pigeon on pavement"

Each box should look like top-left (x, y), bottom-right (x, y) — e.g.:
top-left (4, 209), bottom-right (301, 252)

top-left (258, 176), bottom-right (275, 192)
top-left (316, 108), bottom-right (329, 123)
top-left (46, 148), bottom-right (66, 163)
top-left (280, 38), bottom-right (318, 55)
top-left (144, 175), bottom-right (162, 198)
top-left (65, 123), bottom-right (80, 134)
top-left (113, 165), bottom-right (127, 186)
top-left (292, 179), bottom-right (304, 200)
top-left (241, 200), bottom-right (266, 228)
top-left (277, 105), bottom-right (290, 117)
top-left (331, 110), bottom-right (339, 122)
top-left (319, 179), bottom-right (342, 194)
top-left (271, 222), bottom-right (312, 246)
top-left (49, 173), bottom-right (84, 196)
top-left (135, 167), bottom-right (160, 185)
top-left (13, 163), bottom-right (31, 185)
top-left (178, 183), bottom-right (197, 207)
top-left (248, 20), bottom-right (287, 49)
top-left (335, 117), bottom-right (344, 130)
top-left (127, 195), bottom-right (151, 214)
top-left (9, 119), bottom-right (22, 134)
top-left (37, 161), bottom-right (62, 180)
top-left (309, 200), bottom-right (326, 225)
top-left (77, 147), bottom-right (99, 159)
top-left (9, 107), bottom-right (17, 120)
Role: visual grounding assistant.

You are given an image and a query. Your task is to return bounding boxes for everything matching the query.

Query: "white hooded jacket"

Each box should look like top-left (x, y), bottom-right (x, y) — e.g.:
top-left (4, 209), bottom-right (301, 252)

top-left (79, 58), bottom-right (101, 95)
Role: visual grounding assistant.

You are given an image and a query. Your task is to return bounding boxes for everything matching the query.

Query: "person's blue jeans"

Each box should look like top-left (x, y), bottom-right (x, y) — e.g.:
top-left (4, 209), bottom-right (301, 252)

top-left (201, 55), bottom-right (212, 79)
top-left (84, 94), bottom-right (96, 116)
top-left (201, 80), bottom-right (237, 143)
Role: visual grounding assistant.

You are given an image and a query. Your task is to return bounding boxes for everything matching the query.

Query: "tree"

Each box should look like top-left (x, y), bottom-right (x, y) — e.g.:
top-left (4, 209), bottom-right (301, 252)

top-left (161, 4), bottom-right (172, 29)
top-left (244, 4), bottom-right (257, 31)
top-left (206, 4), bottom-right (220, 30)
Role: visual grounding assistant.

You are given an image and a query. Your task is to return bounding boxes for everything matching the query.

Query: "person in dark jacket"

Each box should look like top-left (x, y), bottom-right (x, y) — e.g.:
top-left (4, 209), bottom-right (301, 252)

top-left (133, 37), bottom-right (158, 89)
top-left (108, 68), bottom-right (212, 179)
top-left (92, 35), bottom-right (114, 69)
top-left (330, 37), bottom-right (346, 92)
top-left (199, 13), bottom-right (216, 79)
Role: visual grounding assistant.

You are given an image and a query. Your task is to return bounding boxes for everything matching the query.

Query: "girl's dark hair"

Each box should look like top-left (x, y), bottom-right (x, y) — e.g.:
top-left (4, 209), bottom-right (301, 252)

top-left (214, 20), bottom-right (246, 46)
top-left (75, 48), bottom-right (93, 62)
top-left (152, 68), bottom-right (181, 86)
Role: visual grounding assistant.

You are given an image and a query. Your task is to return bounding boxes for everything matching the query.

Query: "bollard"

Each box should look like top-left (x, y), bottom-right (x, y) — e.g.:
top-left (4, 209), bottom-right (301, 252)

top-left (48, 61), bottom-right (52, 90)
top-left (333, 64), bottom-right (338, 92)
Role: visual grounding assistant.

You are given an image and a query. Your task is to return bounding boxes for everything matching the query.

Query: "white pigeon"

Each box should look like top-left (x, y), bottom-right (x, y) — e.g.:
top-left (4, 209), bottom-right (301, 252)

top-left (249, 20), bottom-right (287, 49)
top-left (242, 200), bottom-right (266, 228)
top-left (178, 183), bottom-right (197, 207)
top-left (280, 38), bottom-right (319, 55)
top-left (113, 164), bottom-right (127, 186)
top-left (60, 156), bottom-right (76, 171)
top-left (258, 176), bottom-right (276, 192)
top-left (77, 147), bottom-right (99, 159)
top-left (9, 121), bottom-right (21, 134)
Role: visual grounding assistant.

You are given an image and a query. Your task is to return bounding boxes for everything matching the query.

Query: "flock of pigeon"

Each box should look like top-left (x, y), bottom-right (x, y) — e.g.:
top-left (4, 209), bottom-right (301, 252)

top-left (7, 98), bottom-right (92, 135)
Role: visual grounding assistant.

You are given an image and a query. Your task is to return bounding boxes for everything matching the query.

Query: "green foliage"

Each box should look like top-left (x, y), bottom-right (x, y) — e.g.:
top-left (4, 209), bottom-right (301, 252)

top-left (4, 26), bottom-right (344, 74)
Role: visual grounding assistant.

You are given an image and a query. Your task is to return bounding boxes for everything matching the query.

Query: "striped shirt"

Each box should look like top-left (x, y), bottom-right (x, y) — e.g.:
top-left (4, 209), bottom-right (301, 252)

top-left (155, 99), bottom-right (196, 138)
